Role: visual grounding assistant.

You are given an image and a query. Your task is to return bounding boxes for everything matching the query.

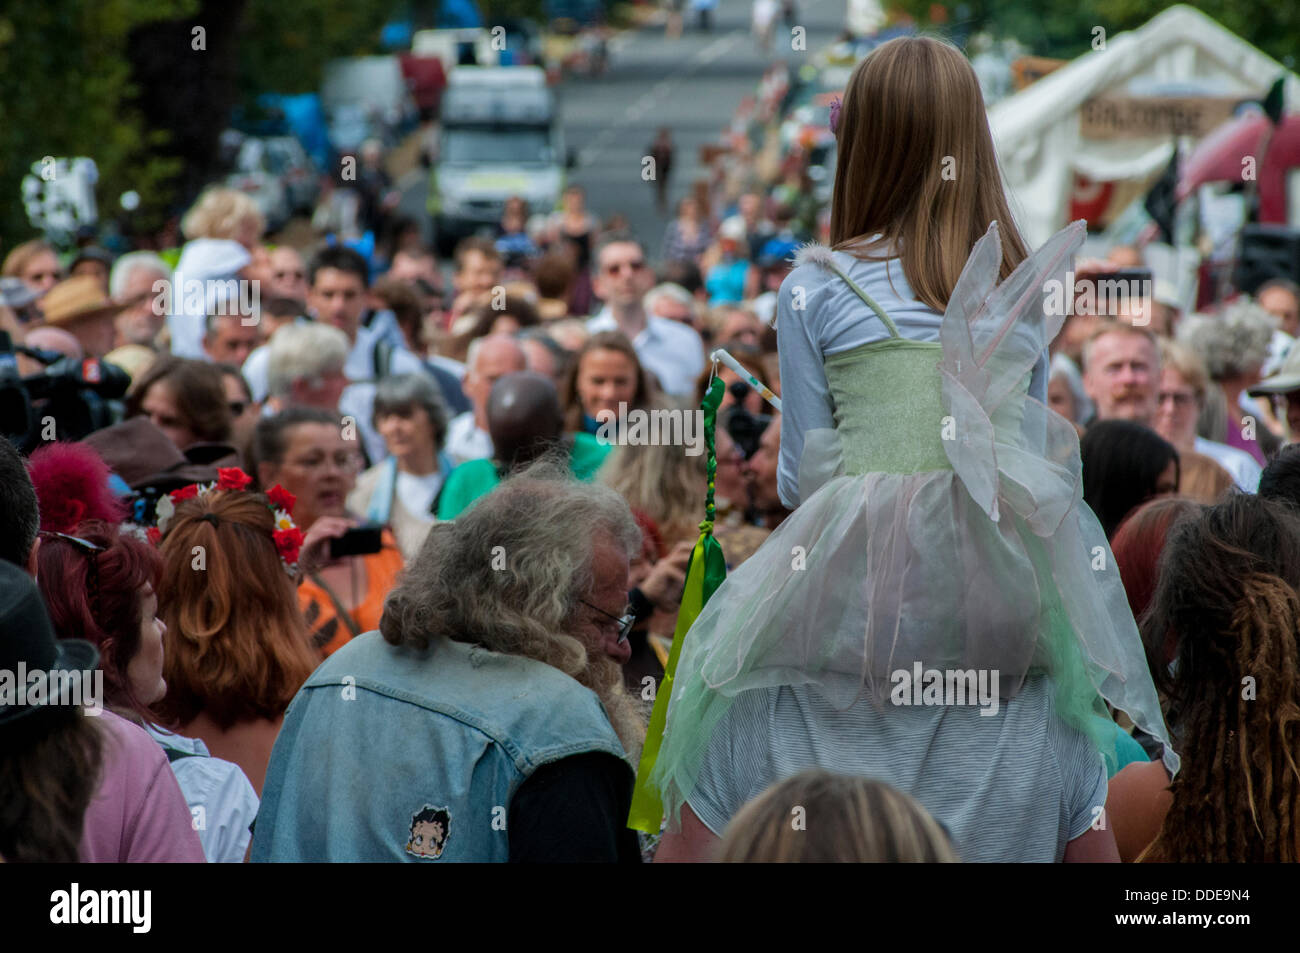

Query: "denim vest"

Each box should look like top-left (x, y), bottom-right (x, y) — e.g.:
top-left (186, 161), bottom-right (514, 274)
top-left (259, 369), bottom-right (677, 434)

top-left (251, 631), bottom-right (628, 862)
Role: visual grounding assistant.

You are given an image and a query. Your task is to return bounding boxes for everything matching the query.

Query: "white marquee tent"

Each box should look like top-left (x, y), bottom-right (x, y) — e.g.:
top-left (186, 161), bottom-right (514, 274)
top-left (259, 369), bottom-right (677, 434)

top-left (989, 4), bottom-right (1300, 248)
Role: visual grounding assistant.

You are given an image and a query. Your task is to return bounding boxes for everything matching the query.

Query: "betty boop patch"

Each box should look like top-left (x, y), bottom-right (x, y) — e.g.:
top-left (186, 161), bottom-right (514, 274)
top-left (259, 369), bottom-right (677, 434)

top-left (406, 805), bottom-right (451, 860)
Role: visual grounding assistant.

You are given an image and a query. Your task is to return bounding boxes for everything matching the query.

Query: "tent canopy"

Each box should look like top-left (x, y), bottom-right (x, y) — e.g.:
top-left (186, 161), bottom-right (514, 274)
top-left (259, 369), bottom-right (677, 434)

top-left (989, 5), bottom-right (1300, 248)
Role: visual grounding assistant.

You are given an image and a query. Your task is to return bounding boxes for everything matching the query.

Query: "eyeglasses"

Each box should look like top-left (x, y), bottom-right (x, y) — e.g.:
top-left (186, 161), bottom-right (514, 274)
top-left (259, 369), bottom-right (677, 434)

top-left (603, 260), bottom-right (645, 276)
top-left (580, 599), bottom-right (635, 645)
top-left (284, 451), bottom-right (360, 474)
top-left (39, 531), bottom-right (106, 617)
top-left (1157, 391), bottom-right (1197, 409)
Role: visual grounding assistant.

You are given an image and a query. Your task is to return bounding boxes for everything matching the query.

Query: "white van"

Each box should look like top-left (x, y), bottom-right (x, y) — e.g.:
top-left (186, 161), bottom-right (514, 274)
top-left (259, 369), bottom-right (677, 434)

top-left (427, 66), bottom-right (574, 256)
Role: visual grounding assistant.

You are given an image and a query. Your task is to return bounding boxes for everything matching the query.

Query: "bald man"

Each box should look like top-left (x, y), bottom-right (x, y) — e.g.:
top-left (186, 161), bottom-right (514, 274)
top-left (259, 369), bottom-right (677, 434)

top-left (436, 371), bottom-right (614, 519)
top-left (15, 326), bottom-right (83, 377)
top-left (443, 334), bottom-right (527, 464)
top-left (486, 371), bottom-right (565, 470)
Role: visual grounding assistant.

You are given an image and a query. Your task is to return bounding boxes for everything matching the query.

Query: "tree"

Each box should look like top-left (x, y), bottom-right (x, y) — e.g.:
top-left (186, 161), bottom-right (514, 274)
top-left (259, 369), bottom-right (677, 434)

top-left (237, 0), bottom-right (404, 98)
top-left (0, 0), bottom-right (196, 249)
top-left (893, 0), bottom-right (1300, 66)
top-left (1096, 0), bottom-right (1300, 69)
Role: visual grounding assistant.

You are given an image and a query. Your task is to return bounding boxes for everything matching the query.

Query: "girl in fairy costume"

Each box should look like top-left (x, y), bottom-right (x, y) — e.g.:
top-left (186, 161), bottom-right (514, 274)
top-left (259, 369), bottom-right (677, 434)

top-left (652, 36), bottom-right (1176, 863)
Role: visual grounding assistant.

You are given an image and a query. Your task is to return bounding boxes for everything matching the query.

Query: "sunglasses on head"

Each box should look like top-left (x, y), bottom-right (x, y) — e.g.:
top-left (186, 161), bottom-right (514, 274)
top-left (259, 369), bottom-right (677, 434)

top-left (39, 531), bottom-right (107, 616)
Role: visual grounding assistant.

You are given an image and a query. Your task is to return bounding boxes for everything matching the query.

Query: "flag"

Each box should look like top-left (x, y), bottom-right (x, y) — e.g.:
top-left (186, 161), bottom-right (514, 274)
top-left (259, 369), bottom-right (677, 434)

top-left (628, 375), bottom-right (728, 833)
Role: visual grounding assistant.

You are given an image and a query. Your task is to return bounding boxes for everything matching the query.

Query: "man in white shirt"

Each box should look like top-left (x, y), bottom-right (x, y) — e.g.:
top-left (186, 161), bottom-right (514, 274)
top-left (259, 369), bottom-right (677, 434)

top-left (444, 334), bottom-right (527, 464)
top-left (242, 246), bottom-right (427, 465)
top-left (586, 236), bottom-right (706, 396)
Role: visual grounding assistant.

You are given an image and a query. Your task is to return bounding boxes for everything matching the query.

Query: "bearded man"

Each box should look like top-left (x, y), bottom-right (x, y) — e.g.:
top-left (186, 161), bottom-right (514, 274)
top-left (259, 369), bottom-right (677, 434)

top-left (1081, 322), bottom-right (1160, 427)
top-left (251, 462), bottom-right (646, 862)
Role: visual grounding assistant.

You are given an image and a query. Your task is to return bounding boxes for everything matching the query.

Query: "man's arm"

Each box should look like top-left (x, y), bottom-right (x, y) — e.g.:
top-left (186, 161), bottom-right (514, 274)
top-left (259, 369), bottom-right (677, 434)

top-left (508, 752), bottom-right (641, 863)
top-left (653, 802), bottom-right (720, 863)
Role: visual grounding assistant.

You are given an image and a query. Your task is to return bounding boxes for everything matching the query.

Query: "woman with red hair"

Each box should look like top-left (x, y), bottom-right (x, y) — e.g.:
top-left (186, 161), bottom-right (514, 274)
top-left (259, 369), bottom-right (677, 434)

top-left (38, 522), bottom-right (207, 862)
top-left (1110, 497), bottom-right (1204, 681)
top-left (154, 479), bottom-right (320, 797)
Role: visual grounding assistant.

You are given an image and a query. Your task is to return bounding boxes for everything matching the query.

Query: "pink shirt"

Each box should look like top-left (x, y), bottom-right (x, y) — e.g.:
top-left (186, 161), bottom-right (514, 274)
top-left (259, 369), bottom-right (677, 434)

top-left (79, 711), bottom-right (206, 862)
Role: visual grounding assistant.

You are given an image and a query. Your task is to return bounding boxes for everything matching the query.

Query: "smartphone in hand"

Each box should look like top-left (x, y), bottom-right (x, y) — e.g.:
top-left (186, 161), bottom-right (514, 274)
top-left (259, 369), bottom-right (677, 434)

top-left (329, 524), bottom-right (384, 559)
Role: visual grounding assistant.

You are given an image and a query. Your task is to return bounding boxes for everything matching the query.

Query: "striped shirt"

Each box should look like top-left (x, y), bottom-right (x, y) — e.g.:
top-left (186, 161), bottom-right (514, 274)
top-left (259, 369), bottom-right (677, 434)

top-left (688, 675), bottom-right (1107, 862)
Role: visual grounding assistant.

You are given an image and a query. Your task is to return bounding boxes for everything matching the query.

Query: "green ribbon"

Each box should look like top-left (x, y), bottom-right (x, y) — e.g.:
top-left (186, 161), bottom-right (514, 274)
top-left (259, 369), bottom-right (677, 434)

top-left (628, 375), bottom-right (728, 833)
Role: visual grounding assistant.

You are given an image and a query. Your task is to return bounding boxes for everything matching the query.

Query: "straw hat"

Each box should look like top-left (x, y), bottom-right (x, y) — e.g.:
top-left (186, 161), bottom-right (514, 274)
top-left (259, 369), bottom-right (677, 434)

top-left (39, 275), bottom-right (129, 328)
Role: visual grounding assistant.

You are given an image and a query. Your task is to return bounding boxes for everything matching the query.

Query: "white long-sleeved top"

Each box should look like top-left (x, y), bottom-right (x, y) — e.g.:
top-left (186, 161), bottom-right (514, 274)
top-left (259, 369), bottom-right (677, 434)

top-left (775, 248), bottom-right (1050, 510)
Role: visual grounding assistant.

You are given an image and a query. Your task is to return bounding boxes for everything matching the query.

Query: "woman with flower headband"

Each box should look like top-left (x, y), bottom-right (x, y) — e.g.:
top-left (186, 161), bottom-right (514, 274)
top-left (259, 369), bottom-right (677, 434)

top-left (153, 466), bottom-right (319, 796)
top-left (651, 36), bottom-right (1175, 863)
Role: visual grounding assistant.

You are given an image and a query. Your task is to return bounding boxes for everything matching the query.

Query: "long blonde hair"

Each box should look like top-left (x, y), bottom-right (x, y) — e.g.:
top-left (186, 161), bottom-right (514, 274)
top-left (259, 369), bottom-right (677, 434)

top-left (830, 36), bottom-right (1028, 312)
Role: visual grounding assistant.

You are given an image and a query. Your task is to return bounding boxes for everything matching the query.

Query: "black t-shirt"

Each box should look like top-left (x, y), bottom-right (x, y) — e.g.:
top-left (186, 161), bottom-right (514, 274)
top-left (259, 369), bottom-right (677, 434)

top-left (508, 752), bottom-right (642, 862)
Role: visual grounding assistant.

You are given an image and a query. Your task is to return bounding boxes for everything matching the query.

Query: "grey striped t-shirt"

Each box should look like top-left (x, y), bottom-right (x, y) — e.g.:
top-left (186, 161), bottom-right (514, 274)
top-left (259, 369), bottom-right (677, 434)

top-left (688, 675), bottom-right (1107, 862)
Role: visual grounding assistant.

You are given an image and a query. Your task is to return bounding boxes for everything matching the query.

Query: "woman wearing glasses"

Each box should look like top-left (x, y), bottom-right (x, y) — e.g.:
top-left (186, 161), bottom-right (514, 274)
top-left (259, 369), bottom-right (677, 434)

top-left (126, 354), bottom-right (234, 453)
top-left (252, 407), bottom-right (404, 658)
top-left (216, 363), bottom-right (261, 455)
top-left (1152, 339), bottom-right (1262, 492)
top-left (37, 524), bottom-right (234, 861)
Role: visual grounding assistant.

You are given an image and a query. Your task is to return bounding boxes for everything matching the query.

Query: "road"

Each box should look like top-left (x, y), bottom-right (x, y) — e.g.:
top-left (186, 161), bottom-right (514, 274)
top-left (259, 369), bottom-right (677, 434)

top-left (398, 0), bottom-right (847, 265)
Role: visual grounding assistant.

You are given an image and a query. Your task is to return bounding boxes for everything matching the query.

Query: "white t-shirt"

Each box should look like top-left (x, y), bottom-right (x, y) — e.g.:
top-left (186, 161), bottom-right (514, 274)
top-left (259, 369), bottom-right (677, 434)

top-left (444, 410), bottom-right (493, 465)
top-left (394, 469), bottom-right (443, 520)
top-left (689, 677), bottom-right (1107, 862)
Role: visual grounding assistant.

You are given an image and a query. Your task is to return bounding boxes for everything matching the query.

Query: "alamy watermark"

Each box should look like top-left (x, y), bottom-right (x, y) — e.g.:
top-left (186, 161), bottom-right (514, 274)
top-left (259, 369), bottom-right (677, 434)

top-left (151, 278), bottom-right (261, 325)
top-left (1043, 271), bottom-right (1153, 325)
top-left (593, 401), bottom-right (705, 456)
top-left (889, 662), bottom-right (1000, 716)
top-left (0, 664), bottom-right (103, 715)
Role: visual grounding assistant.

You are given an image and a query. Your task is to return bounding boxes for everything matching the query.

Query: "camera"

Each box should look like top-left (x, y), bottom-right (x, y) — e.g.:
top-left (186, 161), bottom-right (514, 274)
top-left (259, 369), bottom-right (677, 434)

top-left (723, 382), bottom-right (772, 460)
top-left (0, 332), bottom-right (130, 451)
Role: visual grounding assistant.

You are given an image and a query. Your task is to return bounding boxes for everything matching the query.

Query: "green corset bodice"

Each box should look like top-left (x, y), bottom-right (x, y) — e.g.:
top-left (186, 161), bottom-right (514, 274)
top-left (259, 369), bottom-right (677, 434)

top-left (823, 339), bottom-right (1032, 477)
top-left (814, 257), bottom-right (1032, 478)
top-left (824, 339), bottom-right (951, 475)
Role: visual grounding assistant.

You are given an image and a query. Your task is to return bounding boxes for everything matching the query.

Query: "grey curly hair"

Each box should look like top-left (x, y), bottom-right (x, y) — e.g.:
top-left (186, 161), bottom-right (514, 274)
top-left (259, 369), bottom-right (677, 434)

top-left (380, 453), bottom-right (641, 675)
top-left (1176, 301), bottom-right (1276, 381)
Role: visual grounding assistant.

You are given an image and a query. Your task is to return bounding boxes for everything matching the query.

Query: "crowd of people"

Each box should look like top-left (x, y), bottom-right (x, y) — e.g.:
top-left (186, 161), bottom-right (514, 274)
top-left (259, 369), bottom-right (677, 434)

top-left (3, 32), bottom-right (1300, 865)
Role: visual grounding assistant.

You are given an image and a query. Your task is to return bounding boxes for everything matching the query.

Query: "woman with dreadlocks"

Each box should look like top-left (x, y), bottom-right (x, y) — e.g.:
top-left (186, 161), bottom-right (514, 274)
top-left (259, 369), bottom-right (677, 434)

top-left (1108, 493), bottom-right (1300, 862)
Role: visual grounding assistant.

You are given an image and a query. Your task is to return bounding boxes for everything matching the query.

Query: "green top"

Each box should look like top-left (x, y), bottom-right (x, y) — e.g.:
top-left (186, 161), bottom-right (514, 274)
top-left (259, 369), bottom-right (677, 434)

top-left (436, 432), bottom-right (613, 519)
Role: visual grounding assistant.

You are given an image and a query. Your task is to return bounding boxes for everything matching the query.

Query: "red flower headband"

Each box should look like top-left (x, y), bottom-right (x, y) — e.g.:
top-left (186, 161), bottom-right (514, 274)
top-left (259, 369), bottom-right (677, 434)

top-left (151, 468), bottom-right (305, 575)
